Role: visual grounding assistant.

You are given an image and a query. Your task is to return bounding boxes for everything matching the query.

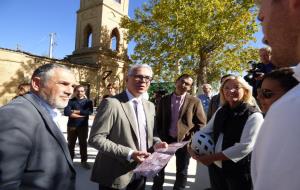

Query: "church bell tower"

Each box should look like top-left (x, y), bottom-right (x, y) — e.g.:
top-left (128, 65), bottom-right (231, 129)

top-left (68, 0), bottom-right (130, 95)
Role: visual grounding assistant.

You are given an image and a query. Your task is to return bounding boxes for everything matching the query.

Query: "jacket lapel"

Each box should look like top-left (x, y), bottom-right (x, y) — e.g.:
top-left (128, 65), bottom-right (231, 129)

top-left (118, 92), bottom-right (139, 144)
top-left (179, 94), bottom-right (190, 118)
top-left (24, 94), bottom-right (75, 172)
top-left (142, 100), bottom-right (152, 147)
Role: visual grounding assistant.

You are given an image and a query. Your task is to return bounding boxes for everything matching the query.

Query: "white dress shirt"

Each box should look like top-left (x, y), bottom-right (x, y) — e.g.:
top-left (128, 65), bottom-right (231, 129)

top-left (251, 64), bottom-right (300, 190)
top-left (31, 93), bottom-right (62, 128)
top-left (125, 90), bottom-right (147, 160)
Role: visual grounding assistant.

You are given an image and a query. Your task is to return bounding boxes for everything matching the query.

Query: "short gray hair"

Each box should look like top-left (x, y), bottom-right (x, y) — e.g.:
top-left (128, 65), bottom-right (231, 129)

top-left (127, 64), bottom-right (153, 77)
top-left (31, 63), bottom-right (72, 85)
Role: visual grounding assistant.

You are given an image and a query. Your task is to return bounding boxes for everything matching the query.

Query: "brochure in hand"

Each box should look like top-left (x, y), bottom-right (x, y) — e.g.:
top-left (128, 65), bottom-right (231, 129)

top-left (133, 141), bottom-right (190, 177)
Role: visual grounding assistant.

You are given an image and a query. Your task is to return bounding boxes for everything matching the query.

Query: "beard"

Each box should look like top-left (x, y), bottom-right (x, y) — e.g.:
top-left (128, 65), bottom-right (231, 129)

top-left (53, 100), bottom-right (69, 109)
top-left (38, 91), bottom-right (69, 109)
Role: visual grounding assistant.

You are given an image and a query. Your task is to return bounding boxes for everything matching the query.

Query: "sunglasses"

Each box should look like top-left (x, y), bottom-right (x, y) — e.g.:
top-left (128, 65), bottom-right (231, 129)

top-left (257, 88), bottom-right (275, 99)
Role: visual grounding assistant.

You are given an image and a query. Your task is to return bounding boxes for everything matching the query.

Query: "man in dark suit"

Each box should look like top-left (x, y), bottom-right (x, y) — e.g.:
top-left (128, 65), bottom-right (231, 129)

top-left (89, 64), bottom-right (168, 190)
top-left (152, 74), bottom-right (206, 190)
top-left (0, 63), bottom-right (77, 190)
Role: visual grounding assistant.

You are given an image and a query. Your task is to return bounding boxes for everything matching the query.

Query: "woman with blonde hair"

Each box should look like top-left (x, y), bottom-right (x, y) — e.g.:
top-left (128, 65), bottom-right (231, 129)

top-left (189, 76), bottom-right (264, 190)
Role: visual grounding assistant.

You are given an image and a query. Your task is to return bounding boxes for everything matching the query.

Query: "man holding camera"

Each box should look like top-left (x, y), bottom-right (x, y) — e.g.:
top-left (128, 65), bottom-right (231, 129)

top-left (245, 47), bottom-right (275, 97)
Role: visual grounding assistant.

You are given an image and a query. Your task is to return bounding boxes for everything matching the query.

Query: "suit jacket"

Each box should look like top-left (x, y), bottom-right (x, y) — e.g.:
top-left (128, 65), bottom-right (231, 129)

top-left (156, 93), bottom-right (206, 142)
top-left (88, 91), bottom-right (160, 189)
top-left (207, 94), bottom-right (221, 122)
top-left (0, 93), bottom-right (76, 190)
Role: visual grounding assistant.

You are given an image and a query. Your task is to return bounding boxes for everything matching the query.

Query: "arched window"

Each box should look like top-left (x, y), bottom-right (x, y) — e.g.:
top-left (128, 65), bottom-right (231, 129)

top-left (84, 25), bottom-right (93, 48)
top-left (111, 28), bottom-right (120, 52)
top-left (111, 36), bottom-right (117, 51)
top-left (88, 33), bottom-right (92, 48)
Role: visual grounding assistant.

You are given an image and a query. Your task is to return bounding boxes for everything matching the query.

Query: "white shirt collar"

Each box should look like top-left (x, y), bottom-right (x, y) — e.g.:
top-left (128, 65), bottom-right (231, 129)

top-left (31, 93), bottom-right (61, 122)
top-left (126, 89), bottom-right (143, 102)
top-left (292, 63), bottom-right (300, 82)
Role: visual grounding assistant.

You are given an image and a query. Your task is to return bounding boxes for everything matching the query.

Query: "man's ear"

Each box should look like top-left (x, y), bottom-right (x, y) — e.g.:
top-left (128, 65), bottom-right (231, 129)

top-left (31, 77), bottom-right (41, 92)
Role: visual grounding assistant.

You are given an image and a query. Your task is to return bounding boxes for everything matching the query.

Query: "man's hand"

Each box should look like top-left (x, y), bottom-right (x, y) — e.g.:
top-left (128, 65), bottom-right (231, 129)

top-left (255, 73), bottom-right (264, 80)
top-left (193, 154), bottom-right (214, 166)
top-left (72, 110), bottom-right (81, 114)
top-left (131, 151), bottom-right (151, 163)
top-left (153, 142), bottom-right (168, 151)
top-left (187, 143), bottom-right (198, 159)
top-left (70, 110), bottom-right (85, 118)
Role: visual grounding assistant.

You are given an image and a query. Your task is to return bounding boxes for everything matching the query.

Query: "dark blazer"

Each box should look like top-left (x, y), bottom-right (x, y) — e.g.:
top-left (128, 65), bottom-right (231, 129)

top-left (0, 93), bottom-right (76, 190)
top-left (89, 91), bottom-right (161, 189)
top-left (207, 94), bottom-right (221, 121)
top-left (156, 93), bottom-right (207, 142)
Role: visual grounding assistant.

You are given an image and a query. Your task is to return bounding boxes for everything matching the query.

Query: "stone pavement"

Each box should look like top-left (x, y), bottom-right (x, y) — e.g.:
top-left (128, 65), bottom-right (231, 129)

top-left (58, 115), bottom-right (211, 190)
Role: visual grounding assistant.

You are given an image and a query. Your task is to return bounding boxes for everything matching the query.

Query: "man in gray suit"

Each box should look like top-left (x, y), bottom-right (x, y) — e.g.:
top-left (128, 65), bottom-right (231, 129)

top-left (0, 63), bottom-right (77, 190)
top-left (89, 64), bottom-right (168, 190)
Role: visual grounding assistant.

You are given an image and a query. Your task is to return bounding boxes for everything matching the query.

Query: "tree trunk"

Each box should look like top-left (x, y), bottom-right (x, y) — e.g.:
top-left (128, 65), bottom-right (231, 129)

top-left (196, 52), bottom-right (208, 87)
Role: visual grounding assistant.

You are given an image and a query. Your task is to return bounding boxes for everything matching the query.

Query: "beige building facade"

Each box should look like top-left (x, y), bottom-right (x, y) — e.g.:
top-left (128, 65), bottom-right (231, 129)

top-left (0, 0), bottom-right (130, 106)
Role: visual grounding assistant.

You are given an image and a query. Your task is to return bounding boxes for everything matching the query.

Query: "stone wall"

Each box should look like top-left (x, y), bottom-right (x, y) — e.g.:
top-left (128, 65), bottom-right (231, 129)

top-left (0, 48), bottom-right (127, 106)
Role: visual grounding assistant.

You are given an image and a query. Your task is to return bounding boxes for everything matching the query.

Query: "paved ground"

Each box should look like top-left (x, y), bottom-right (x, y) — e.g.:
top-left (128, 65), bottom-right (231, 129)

top-left (59, 116), bottom-right (211, 190)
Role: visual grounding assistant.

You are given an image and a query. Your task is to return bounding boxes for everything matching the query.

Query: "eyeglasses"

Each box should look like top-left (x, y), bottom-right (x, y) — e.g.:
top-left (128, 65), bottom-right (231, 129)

top-left (130, 74), bottom-right (153, 82)
top-left (257, 88), bottom-right (275, 99)
top-left (223, 86), bottom-right (243, 91)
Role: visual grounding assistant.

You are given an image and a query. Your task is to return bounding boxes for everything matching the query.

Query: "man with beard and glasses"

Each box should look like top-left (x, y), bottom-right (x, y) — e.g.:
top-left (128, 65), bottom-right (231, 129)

top-left (251, 0), bottom-right (300, 190)
top-left (0, 63), bottom-right (77, 190)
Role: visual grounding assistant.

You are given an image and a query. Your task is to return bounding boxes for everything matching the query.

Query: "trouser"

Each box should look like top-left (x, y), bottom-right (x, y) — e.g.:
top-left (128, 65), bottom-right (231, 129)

top-left (208, 164), bottom-right (252, 190)
top-left (152, 136), bottom-right (191, 190)
top-left (208, 164), bottom-right (227, 190)
top-left (98, 176), bottom-right (146, 190)
top-left (67, 126), bottom-right (88, 162)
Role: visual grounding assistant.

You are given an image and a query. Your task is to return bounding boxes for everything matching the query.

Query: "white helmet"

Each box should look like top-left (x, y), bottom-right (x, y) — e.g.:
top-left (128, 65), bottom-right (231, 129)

top-left (191, 131), bottom-right (215, 155)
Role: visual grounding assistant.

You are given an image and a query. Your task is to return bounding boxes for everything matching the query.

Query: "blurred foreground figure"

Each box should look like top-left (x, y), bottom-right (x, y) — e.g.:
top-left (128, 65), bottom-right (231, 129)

top-left (252, 0), bottom-right (300, 189)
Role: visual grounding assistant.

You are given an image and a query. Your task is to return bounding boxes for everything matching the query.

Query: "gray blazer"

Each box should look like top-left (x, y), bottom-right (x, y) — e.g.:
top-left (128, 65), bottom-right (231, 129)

top-left (89, 91), bottom-right (160, 189)
top-left (0, 93), bottom-right (76, 190)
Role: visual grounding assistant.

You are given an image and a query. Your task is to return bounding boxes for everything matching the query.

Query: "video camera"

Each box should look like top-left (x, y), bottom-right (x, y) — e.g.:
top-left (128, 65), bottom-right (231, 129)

top-left (244, 61), bottom-right (265, 83)
top-left (155, 89), bottom-right (167, 96)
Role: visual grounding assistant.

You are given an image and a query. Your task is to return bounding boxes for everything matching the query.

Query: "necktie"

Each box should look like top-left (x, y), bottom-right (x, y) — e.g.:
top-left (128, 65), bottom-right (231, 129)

top-left (133, 99), bottom-right (147, 151)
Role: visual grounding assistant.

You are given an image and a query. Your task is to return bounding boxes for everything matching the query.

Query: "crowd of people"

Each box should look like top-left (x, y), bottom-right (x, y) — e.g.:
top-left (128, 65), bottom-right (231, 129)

top-left (1, 0), bottom-right (300, 190)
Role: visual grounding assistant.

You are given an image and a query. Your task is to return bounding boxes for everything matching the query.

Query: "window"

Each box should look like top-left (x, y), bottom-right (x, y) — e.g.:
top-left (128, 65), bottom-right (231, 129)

top-left (84, 25), bottom-right (93, 48)
top-left (114, 0), bottom-right (121, 3)
top-left (110, 28), bottom-right (120, 52)
top-left (111, 36), bottom-right (117, 51)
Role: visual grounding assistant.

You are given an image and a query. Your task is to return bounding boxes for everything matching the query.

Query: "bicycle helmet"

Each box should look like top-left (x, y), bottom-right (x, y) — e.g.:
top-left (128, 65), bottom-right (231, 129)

top-left (191, 131), bottom-right (215, 155)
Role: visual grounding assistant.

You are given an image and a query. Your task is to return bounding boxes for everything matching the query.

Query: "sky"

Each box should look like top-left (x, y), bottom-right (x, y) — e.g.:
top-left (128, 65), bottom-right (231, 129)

top-left (0, 0), bottom-right (264, 59)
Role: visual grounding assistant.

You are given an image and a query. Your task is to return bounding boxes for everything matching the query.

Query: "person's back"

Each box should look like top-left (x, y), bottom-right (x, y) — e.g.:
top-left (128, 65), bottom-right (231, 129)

top-left (252, 80), bottom-right (300, 189)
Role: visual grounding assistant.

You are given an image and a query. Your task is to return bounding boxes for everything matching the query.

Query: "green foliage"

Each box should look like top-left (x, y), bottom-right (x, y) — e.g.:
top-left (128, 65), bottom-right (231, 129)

top-left (148, 82), bottom-right (174, 96)
top-left (121, 0), bottom-right (259, 85)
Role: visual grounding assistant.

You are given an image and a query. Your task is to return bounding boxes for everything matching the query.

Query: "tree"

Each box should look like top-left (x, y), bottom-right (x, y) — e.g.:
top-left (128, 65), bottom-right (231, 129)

top-left (121, 0), bottom-right (259, 85)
